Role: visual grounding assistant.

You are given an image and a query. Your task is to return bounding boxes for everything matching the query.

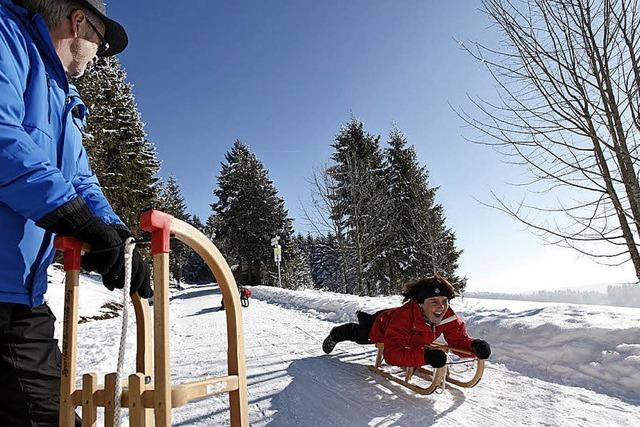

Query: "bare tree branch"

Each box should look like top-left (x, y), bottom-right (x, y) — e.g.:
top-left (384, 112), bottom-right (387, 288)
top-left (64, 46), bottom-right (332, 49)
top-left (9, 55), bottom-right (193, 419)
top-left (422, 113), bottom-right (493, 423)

top-left (461, 0), bottom-right (640, 281)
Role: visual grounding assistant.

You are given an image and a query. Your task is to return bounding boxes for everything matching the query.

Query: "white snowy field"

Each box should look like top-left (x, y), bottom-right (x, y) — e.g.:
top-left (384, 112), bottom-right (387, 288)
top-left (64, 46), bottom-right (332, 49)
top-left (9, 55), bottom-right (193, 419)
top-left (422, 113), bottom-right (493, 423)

top-left (45, 266), bottom-right (640, 426)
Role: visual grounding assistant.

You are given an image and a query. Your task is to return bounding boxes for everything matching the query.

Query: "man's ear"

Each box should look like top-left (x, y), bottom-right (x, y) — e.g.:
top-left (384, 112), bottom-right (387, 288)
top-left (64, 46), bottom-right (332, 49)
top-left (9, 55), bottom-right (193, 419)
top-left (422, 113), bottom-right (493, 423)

top-left (67, 9), bottom-right (86, 38)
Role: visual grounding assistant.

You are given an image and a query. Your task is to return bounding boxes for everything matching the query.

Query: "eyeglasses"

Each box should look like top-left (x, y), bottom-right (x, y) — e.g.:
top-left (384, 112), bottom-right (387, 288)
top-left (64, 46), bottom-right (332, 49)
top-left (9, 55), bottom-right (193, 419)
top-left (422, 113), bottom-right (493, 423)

top-left (84, 17), bottom-right (109, 55)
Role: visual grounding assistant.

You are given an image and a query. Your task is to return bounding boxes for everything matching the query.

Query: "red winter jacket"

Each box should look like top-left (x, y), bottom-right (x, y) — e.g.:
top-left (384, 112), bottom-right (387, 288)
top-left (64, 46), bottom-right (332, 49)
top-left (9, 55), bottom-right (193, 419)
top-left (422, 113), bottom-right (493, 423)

top-left (368, 300), bottom-right (474, 367)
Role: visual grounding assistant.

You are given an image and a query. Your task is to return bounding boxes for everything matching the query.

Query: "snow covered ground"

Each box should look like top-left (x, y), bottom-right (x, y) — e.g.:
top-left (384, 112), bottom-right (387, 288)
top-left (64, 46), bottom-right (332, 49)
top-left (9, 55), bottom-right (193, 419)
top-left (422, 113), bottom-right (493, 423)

top-left (45, 266), bottom-right (640, 426)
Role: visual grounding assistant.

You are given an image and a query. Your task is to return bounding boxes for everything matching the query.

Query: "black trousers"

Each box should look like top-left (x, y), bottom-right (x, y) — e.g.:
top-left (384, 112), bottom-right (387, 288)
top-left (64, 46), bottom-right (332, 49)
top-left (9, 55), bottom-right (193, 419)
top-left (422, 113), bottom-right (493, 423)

top-left (0, 302), bottom-right (79, 427)
top-left (330, 310), bottom-right (384, 345)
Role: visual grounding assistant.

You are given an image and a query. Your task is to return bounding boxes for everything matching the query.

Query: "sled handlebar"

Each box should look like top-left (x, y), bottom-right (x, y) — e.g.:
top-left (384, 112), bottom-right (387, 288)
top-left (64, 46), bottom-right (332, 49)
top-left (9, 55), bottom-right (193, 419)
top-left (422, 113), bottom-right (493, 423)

top-left (427, 343), bottom-right (477, 358)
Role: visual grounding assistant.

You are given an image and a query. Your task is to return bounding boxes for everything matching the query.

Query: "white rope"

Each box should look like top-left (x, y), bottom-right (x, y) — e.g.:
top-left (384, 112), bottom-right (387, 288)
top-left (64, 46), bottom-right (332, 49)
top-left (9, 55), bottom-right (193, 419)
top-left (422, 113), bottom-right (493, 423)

top-left (113, 237), bottom-right (135, 427)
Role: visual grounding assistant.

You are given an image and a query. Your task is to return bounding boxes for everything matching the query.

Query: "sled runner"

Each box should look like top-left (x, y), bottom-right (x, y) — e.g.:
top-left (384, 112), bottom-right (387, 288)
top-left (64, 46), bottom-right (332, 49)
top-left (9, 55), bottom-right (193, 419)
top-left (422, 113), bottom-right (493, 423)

top-left (56, 210), bottom-right (249, 427)
top-left (368, 342), bottom-right (484, 395)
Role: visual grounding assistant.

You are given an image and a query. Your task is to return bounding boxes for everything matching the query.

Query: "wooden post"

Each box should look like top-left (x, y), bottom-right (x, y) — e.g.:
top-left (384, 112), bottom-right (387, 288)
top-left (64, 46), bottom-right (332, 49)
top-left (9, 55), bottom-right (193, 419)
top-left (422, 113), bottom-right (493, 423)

top-left (374, 343), bottom-right (384, 369)
top-left (405, 368), bottom-right (415, 382)
top-left (152, 252), bottom-right (171, 425)
top-left (132, 294), bottom-right (154, 376)
top-left (81, 373), bottom-right (97, 427)
top-left (132, 294), bottom-right (155, 426)
top-left (56, 237), bottom-right (83, 427)
top-left (141, 211), bottom-right (173, 425)
top-left (104, 373), bottom-right (116, 427)
top-left (128, 373), bottom-right (147, 427)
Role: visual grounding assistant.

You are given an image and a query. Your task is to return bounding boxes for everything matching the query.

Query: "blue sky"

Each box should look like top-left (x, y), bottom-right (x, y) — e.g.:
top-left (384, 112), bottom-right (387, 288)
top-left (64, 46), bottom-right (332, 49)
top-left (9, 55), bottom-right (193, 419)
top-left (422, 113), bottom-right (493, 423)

top-left (107, 0), bottom-right (635, 292)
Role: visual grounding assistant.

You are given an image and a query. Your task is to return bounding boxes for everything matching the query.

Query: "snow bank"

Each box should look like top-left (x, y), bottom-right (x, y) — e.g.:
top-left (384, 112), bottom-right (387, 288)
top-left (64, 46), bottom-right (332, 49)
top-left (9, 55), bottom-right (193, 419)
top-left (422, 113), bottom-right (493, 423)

top-left (42, 272), bottom-right (639, 424)
top-left (251, 286), bottom-right (640, 403)
top-left (45, 264), bottom-right (124, 320)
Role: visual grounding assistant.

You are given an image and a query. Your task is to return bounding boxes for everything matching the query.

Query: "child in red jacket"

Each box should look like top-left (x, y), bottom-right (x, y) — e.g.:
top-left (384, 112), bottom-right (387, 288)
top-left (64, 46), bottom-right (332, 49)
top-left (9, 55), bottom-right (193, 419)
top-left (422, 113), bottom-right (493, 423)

top-left (322, 276), bottom-right (491, 368)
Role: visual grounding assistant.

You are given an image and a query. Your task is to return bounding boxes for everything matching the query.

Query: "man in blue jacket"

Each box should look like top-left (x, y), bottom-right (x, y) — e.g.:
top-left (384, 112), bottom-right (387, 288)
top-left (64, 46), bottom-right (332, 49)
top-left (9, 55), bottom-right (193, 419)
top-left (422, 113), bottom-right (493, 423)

top-left (0, 1), bottom-right (152, 425)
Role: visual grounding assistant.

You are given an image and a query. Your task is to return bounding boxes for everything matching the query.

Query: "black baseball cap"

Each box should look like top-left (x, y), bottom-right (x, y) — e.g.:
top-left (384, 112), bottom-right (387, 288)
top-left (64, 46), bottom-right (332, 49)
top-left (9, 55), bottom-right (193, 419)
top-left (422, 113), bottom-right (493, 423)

top-left (76, 0), bottom-right (128, 56)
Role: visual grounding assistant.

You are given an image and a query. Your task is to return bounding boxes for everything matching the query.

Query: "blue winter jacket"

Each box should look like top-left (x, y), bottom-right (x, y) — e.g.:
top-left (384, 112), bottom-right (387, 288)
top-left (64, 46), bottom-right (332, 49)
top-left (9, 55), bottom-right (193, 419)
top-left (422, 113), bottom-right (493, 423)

top-left (0, 0), bottom-right (122, 307)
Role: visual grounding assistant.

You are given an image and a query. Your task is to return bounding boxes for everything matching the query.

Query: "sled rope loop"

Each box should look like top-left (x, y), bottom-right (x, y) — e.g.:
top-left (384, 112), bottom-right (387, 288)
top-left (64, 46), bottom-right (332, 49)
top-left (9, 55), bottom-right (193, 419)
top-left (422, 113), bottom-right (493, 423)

top-left (113, 237), bottom-right (136, 427)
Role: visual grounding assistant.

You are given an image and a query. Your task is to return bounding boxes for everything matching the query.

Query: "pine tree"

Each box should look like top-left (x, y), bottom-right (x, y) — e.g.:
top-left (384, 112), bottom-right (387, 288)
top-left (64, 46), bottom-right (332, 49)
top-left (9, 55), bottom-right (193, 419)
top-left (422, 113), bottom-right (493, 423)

top-left (384, 127), bottom-right (466, 293)
top-left (75, 57), bottom-right (161, 236)
top-left (282, 235), bottom-right (314, 289)
top-left (304, 165), bottom-right (355, 293)
top-left (203, 212), bottom-right (235, 281)
top-left (183, 215), bottom-right (213, 283)
top-left (158, 176), bottom-right (188, 220)
top-left (309, 234), bottom-right (343, 292)
top-left (328, 118), bottom-right (390, 295)
top-left (212, 141), bottom-right (293, 286)
top-left (204, 214), bottom-right (217, 241)
top-left (157, 176), bottom-right (190, 286)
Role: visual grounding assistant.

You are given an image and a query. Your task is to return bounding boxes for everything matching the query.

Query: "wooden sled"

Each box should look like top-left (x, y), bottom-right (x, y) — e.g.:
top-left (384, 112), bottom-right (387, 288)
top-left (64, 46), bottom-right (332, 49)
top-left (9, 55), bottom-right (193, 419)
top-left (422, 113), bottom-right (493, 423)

top-left (55, 210), bottom-right (249, 426)
top-left (367, 343), bottom-right (485, 395)
top-left (221, 287), bottom-right (250, 309)
top-left (240, 295), bottom-right (249, 308)
top-left (239, 287), bottom-right (251, 308)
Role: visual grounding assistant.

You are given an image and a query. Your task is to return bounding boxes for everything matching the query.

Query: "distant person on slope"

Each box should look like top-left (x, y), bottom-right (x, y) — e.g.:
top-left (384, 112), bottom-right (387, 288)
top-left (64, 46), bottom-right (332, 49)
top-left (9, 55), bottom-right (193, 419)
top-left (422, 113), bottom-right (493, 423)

top-left (321, 276), bottom-right (491, 368)
top-left (0, 1), bottom-right (151, 425)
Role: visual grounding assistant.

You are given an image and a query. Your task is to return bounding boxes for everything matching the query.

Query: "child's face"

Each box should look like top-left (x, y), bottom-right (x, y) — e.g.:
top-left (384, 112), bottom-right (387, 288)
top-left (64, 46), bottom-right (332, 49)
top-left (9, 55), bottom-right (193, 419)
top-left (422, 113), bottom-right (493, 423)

top-left (420, 296), bottom-right (449, 324)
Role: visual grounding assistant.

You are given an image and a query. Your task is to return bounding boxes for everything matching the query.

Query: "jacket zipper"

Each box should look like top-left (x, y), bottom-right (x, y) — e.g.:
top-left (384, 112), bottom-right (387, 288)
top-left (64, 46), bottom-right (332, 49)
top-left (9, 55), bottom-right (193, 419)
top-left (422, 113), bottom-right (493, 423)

top-left (46, 74), bottom-right (52, 124)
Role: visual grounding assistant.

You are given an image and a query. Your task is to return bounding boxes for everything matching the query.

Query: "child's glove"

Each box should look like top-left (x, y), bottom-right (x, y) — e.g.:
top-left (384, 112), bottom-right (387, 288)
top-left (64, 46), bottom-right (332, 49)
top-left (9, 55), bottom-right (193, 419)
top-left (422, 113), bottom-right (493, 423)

top-left (471, 339), bottom-right (491, 359)
top-left (424, 348), bottom-right (447, 368)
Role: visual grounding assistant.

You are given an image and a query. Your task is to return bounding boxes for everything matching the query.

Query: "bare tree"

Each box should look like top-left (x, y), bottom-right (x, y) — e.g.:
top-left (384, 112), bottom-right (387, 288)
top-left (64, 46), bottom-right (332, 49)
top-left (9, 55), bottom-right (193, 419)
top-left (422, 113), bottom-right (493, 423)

top-left (300, 165), bottom-right (343, 236)
top-left (459, 0), bottom-right (640, 281)
top-left (300, 165), bottom-right (355, 293)
top-left (302, 157), bottom-right (390, 296)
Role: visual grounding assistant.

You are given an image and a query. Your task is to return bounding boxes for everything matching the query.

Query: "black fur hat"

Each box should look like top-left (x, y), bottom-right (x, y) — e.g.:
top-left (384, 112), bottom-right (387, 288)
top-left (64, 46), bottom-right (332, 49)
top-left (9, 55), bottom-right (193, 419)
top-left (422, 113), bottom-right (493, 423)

top-left (401, 275), bottom-right (456, 303)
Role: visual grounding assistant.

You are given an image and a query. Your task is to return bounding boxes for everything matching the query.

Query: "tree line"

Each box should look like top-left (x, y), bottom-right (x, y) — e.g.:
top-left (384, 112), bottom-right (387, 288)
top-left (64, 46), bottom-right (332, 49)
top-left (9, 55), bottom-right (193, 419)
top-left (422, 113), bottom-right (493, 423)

top-left (76, 0), bottom-right (640, 292)
top-left (75, 58), bottom-right (464, 295)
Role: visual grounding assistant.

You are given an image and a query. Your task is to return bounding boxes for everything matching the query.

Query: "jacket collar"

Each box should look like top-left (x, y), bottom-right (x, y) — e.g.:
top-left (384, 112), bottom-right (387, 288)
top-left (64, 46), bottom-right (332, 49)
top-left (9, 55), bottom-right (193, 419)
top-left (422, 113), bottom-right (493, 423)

top-left (407, 300), bottom-right (455, 331)
top-left (3, 0), bottom-right (70, 91)
top-left (408, 300), bottom-right (432, 332)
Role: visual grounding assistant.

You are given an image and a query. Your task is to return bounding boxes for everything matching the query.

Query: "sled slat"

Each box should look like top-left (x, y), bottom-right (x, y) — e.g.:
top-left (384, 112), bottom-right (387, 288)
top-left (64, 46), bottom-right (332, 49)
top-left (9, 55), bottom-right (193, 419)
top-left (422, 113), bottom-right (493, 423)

top-left (171, 376), bottom-right (240, 407)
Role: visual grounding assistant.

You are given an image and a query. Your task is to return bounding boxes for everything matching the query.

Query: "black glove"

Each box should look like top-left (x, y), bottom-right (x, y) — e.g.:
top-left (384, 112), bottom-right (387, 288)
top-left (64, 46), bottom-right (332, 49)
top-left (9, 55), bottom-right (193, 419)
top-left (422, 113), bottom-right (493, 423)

top-left (38, 197), bottom-right (123, 274)
top-left (107, 226), bottom-right (152, 299)
top-left (37, 197), bottom-right (152, 298)
top-left (424, 348), bottom-right (447, 368)
top-left (471, 339), bottom-right (491, 359)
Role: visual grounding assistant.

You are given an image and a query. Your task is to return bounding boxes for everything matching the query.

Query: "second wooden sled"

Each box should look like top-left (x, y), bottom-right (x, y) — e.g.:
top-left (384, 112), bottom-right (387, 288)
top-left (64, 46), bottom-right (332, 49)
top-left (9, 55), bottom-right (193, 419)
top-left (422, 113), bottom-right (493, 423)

top-left (56, 209), bottom-right (249, 426)
top-left (367, 343), bottom-right (484, 395)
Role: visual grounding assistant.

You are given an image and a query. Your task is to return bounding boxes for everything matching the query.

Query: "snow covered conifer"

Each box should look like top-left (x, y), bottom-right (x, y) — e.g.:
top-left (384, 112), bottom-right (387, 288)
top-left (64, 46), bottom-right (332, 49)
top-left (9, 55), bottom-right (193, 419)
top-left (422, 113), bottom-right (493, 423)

top-left (282, 235), bottom-right (314, 289)
top-left (75, 57), bottom-right (160, 236)
top-left (309, 234), bottom-right (344, 292)
top-left (157, 176), bottom-right (190, 286)
top-left (384, 127), bottom-right (465, 293)
top-left (328, 118), bottom-right (392, 295)
top-left (183, 215), bottom-right (212, 283)
top-left (212, 141), bottom-right (293, 286)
